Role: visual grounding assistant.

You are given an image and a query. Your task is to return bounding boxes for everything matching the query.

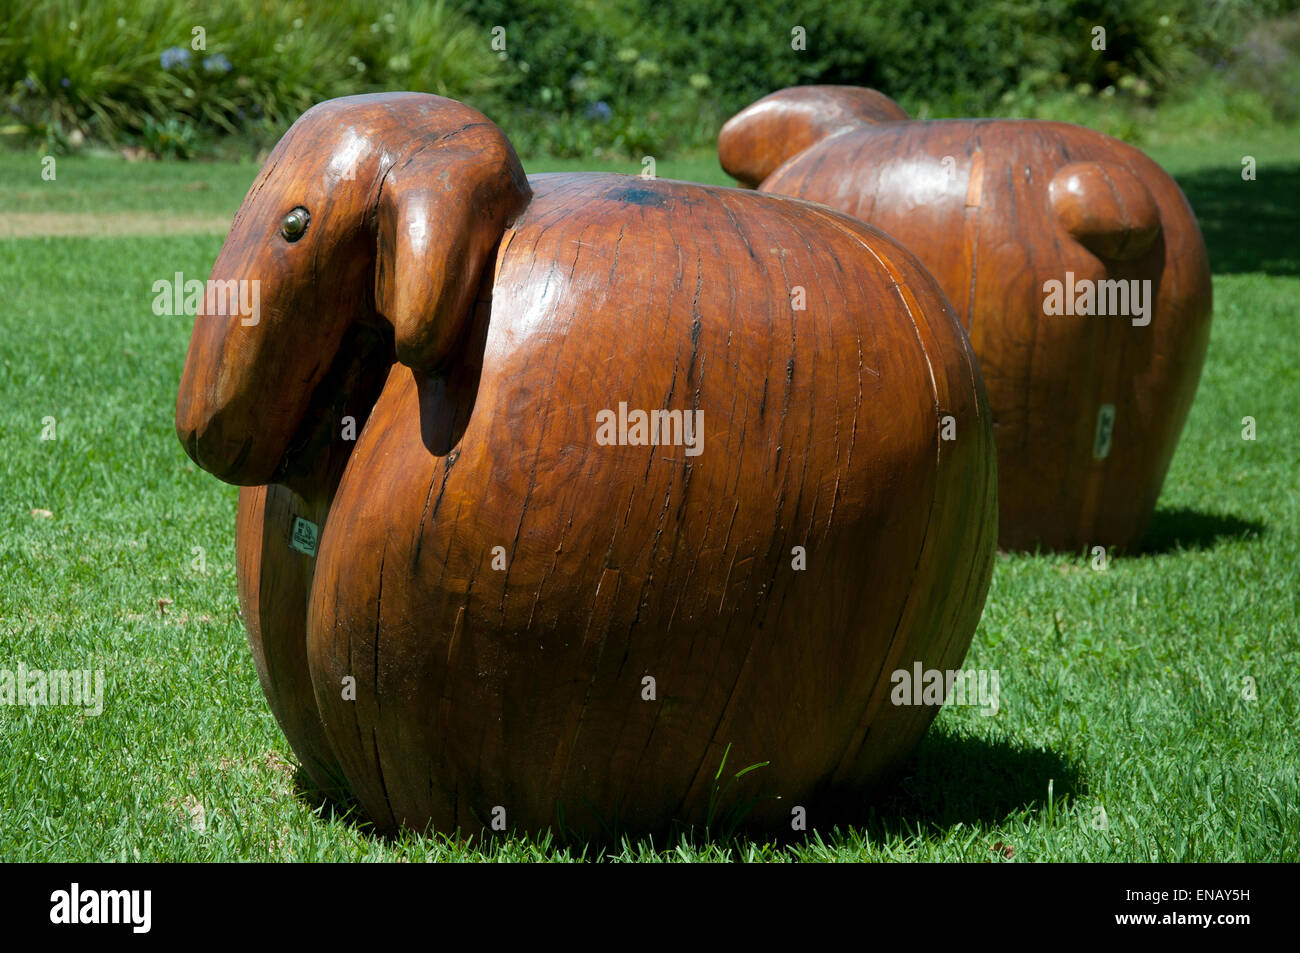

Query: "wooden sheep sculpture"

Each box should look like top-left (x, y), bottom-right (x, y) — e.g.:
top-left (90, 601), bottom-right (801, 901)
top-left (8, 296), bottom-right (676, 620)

top-left (176, 92), bottom-right (997, 838)
top-left (720, 86), bottom-right (1213, 552)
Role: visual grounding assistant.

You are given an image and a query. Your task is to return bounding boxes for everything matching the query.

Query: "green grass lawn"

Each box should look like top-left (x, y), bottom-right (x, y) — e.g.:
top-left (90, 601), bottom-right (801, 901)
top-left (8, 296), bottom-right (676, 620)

top-left (0, 131), bottom-right (1296, 861)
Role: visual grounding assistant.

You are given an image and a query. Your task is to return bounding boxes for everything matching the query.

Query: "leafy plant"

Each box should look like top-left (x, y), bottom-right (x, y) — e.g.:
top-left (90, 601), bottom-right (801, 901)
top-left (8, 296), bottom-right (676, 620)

top-left (0, 0), bottom-right (504, 155)
top-left (1, 1), bottom-right (1296, 158)
top-left (139, 113), bottom-right (197, 158)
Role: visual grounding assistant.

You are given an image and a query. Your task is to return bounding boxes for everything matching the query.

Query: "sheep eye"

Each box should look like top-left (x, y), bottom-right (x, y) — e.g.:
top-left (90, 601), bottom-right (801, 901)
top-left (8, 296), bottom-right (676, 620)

top-left (280, 207), bottom-right (310, 242)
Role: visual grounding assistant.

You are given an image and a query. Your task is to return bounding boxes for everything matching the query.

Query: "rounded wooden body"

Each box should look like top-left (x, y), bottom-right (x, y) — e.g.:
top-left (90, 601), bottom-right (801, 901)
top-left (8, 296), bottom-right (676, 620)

top-left (306, 173), bottom-right (995, 836)
top-left (234, 323), bottom-right (391, 798)
top-left (178, 94), bottom-right (996, 838)
top-left (721, 86), bottom-right (1213, 551)
top-left (237, 483), bottom-right (342, 790)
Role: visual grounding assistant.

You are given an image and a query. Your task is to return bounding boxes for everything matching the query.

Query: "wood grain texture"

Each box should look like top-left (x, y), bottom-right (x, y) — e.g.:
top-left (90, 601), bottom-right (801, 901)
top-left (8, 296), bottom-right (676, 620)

top-left (721, 86), bottom-right (1213, 551)
top-left (235, 323), bottom-right (391, 797)
top-left (718, 85), bottom-right (910, 190)
top-left (177, 93), bottom-right (996, 838)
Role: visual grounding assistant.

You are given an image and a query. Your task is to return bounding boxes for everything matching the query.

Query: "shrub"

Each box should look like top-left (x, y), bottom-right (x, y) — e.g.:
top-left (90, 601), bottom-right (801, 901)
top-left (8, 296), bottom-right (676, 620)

top-left (0, 0), bottom-right (503, 151)
top-left (1, 0), bottom-right (1295, 157)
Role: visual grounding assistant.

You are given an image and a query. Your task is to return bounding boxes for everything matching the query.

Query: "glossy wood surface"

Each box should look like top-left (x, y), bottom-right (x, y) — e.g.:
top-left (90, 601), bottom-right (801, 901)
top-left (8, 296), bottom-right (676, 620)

top-left (721, 86), bottom-right (1213, 551)
top-left (235, 323), bottom-right (391, 797)
top-left (178, 93), bottom-right (997, 837)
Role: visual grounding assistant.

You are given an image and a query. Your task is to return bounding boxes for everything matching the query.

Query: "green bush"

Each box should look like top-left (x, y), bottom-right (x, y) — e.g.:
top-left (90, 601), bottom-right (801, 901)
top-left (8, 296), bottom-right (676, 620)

top-left (0, 0), bottom-right (502, 153)
top-left (1221, 8), bottom-right (1300, 123)
top-left (1, 0), bottom-right (1296, 158)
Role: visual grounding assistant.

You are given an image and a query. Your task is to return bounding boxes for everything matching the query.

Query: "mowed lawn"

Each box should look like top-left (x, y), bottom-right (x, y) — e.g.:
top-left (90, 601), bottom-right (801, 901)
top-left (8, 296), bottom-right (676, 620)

top-left (0, 131), bottom-right (1296, 861)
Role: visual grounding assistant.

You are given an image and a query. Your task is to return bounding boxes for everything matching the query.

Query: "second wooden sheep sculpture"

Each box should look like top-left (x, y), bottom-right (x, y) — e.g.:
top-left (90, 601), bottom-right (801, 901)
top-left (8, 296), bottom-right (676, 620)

top-left (176, 92), bottom-right (996, 838)
top-left (720, 86), bottom-right (1213, 552)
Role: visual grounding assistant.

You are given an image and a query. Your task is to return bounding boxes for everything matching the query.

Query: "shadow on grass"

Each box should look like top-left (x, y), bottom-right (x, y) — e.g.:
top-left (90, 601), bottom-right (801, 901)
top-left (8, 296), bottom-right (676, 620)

top-left (291, 730), bottom-right (1081, 857)
top-left (1138, 506), bottom-right (1265, 554)
top-left (818, 729), bottom-right (1084, 844)
top-left (1174, 164), bottom-right (1300, 276)
top-left (292, 768), bottom-right (375, 829)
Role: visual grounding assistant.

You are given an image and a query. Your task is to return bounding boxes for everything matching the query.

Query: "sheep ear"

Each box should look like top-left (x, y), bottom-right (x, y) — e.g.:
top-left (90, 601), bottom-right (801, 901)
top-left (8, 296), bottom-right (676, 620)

top-left (376, 125), bottom-right (530, 373)
top-left (1050, 161), bottom-right (1161, 261)
top-left (719, 85), bottom-right (909, 187)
